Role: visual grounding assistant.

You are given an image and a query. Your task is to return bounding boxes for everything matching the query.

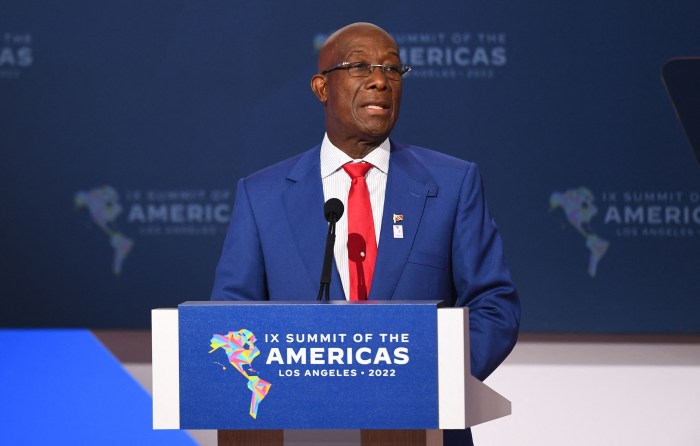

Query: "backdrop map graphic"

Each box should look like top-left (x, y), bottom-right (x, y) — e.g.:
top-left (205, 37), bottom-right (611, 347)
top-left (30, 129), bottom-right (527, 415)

top-left (2, 0), bottom-right (699, 332)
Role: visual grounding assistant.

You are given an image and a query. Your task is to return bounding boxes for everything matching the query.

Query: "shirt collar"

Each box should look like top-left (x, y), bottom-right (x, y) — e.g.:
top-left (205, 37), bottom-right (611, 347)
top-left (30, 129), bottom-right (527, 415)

top-left (320, 133), bottom-right (391, 179)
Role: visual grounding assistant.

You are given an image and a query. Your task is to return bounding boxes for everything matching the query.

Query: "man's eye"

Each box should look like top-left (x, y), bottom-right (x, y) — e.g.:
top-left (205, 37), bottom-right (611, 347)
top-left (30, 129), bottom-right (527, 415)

top-left (349, 63), bottom-right (370, 69)
top-left (384, 65), bottom-right (401, 73)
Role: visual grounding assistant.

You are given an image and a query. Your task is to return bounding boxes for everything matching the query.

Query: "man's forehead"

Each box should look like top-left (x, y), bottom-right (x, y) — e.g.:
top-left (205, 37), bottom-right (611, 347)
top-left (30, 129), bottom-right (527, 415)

top-left (318, 23), bottom-right (399, 68)
top-left (336, 34), bottom-right (399, 58)
top-left (343, 46), bottom-right (400, 59)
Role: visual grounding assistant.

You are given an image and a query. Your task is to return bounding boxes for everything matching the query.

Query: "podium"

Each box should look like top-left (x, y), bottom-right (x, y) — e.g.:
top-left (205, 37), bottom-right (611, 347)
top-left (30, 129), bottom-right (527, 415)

top-left (152, 301), bottom-right (510, 446)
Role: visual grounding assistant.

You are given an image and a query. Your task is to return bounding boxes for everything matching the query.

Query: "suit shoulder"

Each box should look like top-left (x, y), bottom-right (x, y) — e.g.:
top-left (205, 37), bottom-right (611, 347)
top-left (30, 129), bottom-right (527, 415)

top-left (243, 145), bottom-right (319, 188)
top-left (394, 142), bottom-right (478, 172)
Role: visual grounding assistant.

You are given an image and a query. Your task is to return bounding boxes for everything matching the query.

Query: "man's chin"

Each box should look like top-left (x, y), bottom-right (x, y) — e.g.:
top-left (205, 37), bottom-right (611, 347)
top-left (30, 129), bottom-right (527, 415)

top-left (359, 132), bottom-right (391, 146)
top-left (359, 122), bottom-right (395, 142)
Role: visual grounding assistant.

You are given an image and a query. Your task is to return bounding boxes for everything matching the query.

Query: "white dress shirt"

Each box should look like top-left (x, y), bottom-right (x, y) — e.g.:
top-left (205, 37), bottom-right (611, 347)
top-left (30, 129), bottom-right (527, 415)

top-left (320, 133), bottom-right (391, 300)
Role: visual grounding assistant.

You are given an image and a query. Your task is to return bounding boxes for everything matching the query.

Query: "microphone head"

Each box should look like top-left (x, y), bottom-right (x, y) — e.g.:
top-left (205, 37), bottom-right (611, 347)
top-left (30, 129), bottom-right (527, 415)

top-left (324, 198), bottom-right (344, 222)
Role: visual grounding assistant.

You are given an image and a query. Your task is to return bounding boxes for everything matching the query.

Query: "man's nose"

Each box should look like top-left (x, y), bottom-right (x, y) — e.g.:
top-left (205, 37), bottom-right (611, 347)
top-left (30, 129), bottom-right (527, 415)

top-left (366, 67), bottom-right (388, 89)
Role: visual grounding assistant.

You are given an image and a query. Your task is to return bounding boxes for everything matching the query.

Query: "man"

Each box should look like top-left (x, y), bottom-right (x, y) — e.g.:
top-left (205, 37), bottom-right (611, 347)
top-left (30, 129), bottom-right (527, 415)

top-left (211, 22), bottom-right (520, 445)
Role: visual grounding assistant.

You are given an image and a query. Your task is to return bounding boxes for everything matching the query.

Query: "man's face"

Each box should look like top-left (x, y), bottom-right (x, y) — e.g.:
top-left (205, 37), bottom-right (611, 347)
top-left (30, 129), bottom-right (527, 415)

top-left (315, 27), bottom-right (403, 149)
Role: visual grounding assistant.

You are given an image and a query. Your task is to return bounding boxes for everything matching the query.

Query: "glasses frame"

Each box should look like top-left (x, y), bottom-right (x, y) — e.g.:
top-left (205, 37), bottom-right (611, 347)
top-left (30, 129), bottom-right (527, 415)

top-left (320, 61), bottom-right (412, 79)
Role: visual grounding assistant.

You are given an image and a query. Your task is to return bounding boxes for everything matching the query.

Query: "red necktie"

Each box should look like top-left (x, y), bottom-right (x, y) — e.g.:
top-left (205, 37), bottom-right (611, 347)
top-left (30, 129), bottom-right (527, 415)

top-left (342, 162), bottom-right (377, 301)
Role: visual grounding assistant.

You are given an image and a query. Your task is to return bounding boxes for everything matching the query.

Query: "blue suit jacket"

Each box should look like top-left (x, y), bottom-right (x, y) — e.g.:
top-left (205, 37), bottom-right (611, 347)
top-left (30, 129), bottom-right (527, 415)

top-left (211, 141), bottom-right (520, 381)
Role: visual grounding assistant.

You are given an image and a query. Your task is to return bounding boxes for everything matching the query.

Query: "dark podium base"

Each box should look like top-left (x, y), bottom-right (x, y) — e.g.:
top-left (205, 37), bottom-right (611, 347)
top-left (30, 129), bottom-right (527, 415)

top-left (218, 430), bottom-right (284, 446)
top-left (217, 429), bottom-right (431, 446)
top-left (361, 429), bottom-right (429, 445)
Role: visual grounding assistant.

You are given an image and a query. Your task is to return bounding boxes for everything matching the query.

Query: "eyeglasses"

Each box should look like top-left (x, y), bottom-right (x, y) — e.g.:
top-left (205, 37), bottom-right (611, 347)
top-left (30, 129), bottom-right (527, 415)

top-left (320, 62), bottom-right (412, 80)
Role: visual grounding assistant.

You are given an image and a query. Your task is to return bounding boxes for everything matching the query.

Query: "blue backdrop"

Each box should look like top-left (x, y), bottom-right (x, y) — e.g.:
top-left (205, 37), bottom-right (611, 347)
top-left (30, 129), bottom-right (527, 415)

top-left (2, 0), bottom-right (699, 332)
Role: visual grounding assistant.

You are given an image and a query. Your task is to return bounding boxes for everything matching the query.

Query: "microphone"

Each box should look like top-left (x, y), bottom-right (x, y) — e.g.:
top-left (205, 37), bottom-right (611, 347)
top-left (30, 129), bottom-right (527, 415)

top-left (324, 198), bottom-right (344, 223)
top-left (317, 198), bottom-right (344, 301)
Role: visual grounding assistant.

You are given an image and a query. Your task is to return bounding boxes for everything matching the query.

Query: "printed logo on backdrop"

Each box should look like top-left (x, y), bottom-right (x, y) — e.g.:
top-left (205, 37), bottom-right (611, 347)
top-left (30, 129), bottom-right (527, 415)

top-left (314, 31), bottom-right (507, 80)
top-left (209, 327), bottom-right (411, 419)
top-left (75, 186), bottom-right (232, 275)
top-left (0, 32), bottom-right (33, 79)
top-left (550, 187), bottom-right (700, 276)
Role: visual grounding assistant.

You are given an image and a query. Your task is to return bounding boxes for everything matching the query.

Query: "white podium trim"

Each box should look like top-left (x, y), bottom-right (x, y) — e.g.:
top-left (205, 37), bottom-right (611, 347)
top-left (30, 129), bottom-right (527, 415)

top-left (437, 307), bottom-right (511, 428)
top-left (152, 308), bottom-right (180, 429)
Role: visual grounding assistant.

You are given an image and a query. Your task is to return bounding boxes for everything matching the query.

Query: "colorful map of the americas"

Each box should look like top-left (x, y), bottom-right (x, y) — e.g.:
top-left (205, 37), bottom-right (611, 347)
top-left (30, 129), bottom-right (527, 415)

top-left (74, 186), bottom-right (134, 275)
top-left (210, 329), bottom-right (271, 419)
top-left (550, 187), bottom-right (609, 277)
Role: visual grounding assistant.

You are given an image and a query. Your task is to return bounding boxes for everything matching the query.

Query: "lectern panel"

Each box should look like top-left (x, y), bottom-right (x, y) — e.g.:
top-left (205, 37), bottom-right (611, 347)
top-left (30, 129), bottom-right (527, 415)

top-left (177, 301), bottom-right (441, 430)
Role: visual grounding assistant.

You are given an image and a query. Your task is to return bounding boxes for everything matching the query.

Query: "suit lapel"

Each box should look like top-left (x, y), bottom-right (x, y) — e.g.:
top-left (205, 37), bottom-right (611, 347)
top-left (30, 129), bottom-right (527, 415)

top-left (283, 146), bottom-right (327, 295)
top-left (282, 146), bottom-right (344, 300)
top-left (369, 142), bottom-right (438, 300)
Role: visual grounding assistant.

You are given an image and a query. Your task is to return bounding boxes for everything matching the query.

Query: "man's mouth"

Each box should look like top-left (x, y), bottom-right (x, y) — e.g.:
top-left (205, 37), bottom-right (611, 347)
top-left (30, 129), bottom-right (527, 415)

top-left (361, 101), bottom-right (391, 115)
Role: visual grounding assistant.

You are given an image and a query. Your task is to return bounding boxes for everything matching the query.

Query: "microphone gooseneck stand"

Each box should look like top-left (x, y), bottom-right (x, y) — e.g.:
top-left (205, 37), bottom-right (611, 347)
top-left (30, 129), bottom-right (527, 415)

top-left (317, 198), bottom-right (344, 301)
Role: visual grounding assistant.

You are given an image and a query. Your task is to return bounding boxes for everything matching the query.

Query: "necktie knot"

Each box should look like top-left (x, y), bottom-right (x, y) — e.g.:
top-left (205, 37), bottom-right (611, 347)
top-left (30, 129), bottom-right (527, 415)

top-left (342, 162), bottom-right (373, 179)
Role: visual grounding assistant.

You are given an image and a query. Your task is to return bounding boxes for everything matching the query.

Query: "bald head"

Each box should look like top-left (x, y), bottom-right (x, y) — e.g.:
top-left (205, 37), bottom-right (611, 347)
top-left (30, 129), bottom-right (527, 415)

top-left (317, 23), bottom-right (398, 73)
top-left (311, 23), bottom-right (404, 159)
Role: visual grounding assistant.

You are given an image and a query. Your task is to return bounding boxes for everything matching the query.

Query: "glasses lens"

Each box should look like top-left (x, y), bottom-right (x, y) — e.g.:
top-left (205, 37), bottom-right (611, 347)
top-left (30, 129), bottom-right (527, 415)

top-left (347, 64), bottom-right (371, 77)
top-left (383, 66), bottom-right (401, 80)
top-left (347, 64), bottom-right (405, 80)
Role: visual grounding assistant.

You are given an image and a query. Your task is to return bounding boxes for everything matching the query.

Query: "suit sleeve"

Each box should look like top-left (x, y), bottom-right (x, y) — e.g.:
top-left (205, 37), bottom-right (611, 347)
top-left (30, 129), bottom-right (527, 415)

top-left (451, 163), bottom-right (520, 381)
top-left (210, 178), bottom-right (268, 301)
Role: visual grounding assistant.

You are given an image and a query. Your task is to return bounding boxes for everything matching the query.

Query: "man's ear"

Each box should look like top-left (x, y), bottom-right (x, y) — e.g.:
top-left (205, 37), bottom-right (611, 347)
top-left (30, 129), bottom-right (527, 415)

top-left (310, 74), bottom-right (328, 103)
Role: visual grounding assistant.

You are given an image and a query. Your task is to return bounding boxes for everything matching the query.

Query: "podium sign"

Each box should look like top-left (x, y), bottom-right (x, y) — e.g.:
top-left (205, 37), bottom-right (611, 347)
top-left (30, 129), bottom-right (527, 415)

top-left (178, 301), bottom-right (441, 430)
